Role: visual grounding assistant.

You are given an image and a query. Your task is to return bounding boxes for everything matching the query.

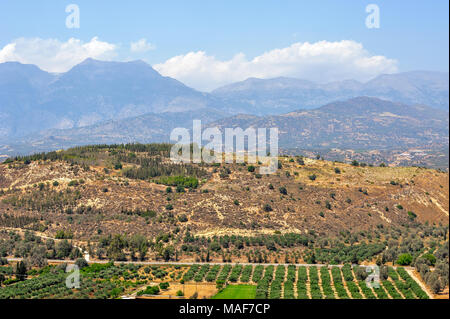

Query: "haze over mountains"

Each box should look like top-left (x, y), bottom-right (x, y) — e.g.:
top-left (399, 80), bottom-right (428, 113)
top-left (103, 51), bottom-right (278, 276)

top-left (212, 71), bottom-right (449, 115)
top-left (0, 59), bottom-right (231, 139)
top-left (7, 109), bottom-right (227, 155)
top-left (207, 97), bottom-right (449, 150)
top-left (0, 58), bottom-right (448, 162)
top-left (3, 96), bottom-right (448, 166)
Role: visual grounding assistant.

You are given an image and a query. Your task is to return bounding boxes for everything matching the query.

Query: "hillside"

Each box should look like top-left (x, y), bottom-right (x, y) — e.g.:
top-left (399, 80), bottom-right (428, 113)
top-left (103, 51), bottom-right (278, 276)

top-left (3, 109), bottom-right (228, 155)
top-left (0, 144), bottom-right (448, 264)
top-left (3, 97), bottom-right (448, 170)
top-left (207, 97), bottom-right (449, 152)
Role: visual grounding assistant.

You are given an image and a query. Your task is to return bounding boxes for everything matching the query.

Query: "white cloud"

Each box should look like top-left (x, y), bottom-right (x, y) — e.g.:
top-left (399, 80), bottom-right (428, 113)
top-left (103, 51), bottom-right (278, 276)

top-left (0, 37), bottom-right (117, 73)
top-left (154, 40), bottom-right (398, 91)
top-left (0, 38), bottom-right (398, 91)
top-left (130, 38), bottom-right (155, 53)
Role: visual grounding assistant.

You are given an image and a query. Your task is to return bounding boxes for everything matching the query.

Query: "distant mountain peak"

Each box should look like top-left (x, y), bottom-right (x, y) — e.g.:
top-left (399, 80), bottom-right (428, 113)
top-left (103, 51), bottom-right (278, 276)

top-left (73, 58), bottom-right (152, 70)
top-left (211, 71), bottom-right (449, 112)
top-left (0, 60), bottom-right (448, 143)
top-left (76, 57), bottom-right (114, 67)
top-left (0, 60), bottom-right (46, 72)
top-left (79, 57), bottom-right (96, 64)
top-left (63, 58), bottom-right (161, 80)
top-left (0, 60), bottom-right (54, 87)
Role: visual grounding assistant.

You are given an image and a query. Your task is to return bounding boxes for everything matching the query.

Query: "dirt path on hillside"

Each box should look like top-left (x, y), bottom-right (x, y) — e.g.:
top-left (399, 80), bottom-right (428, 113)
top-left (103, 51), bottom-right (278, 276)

top-left (406, 269), bottom-right (434, 299)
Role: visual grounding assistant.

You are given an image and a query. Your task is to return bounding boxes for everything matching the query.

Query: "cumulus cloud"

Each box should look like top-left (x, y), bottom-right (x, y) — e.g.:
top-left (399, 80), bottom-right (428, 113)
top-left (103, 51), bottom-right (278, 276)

top-left (154, 40), bottom-right (398, 91)
top-left (130, 38), bottom-right (155, 53)
top-left (0, 37), bottom-right (117, 73)
top-left (0, 38), bottom-right (398, 91)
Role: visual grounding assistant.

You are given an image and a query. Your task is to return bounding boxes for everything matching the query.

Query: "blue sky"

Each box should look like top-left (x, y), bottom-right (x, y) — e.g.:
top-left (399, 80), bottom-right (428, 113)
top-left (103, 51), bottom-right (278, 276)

top-left (0, 1), bottom-right (448, 90)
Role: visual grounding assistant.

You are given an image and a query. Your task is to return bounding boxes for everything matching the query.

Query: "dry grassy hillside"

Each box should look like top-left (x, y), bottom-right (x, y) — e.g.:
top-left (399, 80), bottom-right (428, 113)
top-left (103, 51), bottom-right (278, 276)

top-left (0, 149), bottom-right (448, 242)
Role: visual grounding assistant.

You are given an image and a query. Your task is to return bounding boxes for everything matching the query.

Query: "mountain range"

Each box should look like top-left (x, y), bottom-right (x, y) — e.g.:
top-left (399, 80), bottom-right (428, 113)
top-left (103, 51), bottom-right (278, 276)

top-left (1, 59), bottom-right (448, 139)
top-left (3, 97), bottom-right (448, 160)
top-left (207, 97), bottom-right (449, 150)
top-left (0, 59), bottom-right (233, 139)
top-left (212, 71), bottom-right (449, 115)
top-left (0, 59), bottom-right (448, 162)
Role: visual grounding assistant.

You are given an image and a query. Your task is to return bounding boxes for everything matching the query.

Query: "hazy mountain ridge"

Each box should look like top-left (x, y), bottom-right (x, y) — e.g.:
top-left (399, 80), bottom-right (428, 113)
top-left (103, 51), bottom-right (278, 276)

top-left (1, 108), bottom-right (228, 155)
top-left (1, 59), bottom-right (448, 140)
top-left (0, 59), bottom-right (233, 139)
top-left (2, 97), bottom-right (448, 167)
top-left (211, 71), bottom-right (449, 114)
top-left (207, 97), bottom-right (449, 150)
top-left (0, 62), bottom-right (57, 137)
top-left (0, 60), bottom-right (448, 168)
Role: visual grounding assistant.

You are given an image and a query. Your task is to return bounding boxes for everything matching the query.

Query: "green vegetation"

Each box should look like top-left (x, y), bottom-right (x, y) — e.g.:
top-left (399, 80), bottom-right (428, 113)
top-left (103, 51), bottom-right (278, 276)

top-left (396, 253), bottom-right (413, 266)
top-left (269, 265), bottom-right (285, 299)
top-left (382, 280), bottom-right (402, 299)
top-left (205, 265), bottom-right (221, 282)
top-left (252, 265), bottom-right (264, 283)
top-left (314, 242), bottom-right (385, 264)
top-left (194, 264), bottom-right (210, 282)
top-left (217, 264), bottom-right (232, 282)
top-left (346, 281), bottom-right (363, 299)
top-left (372, 284), bottom-right (389, 299)
top-left (212, 284), bottom-right (256, 299)
top-left (0, 263), bottom-right (152, 299)
top-left (228, 265), bottom-right (243, 282)
top-left (396, 267), bottom-right (429, 299)
top-left (414, 241), bottom-right (448, 294)
top-left (1, 142), bottom-right (447, 300)
top-left (255, 265), bottom-right (274, 299)
top-left (407, 211), bottom-right (417, 220)
top-left (155, 176), bottom-right (199, 189)
top-left (357, 280), bottom-right (376, 299)
top-left (283, 265), bottom-right (296, 299)
top-left (240, 265), bottom-right (253, 283)
top-left (296, 266), bottom-right (308, 299)
top-left (182, 264), bottom-right (200, 282)
top-left (331, 267), bottom-right (349, 299)
top-left (0, 262), bottom-right (433, 300)
top-left (319, 267), bottom-right (335, 299)
top-left (137, 285), bottom-right (160, 296)
top-left (278, 187), bottom-right (287, 195)
top-left (308, 267), bottom-right (322, 299)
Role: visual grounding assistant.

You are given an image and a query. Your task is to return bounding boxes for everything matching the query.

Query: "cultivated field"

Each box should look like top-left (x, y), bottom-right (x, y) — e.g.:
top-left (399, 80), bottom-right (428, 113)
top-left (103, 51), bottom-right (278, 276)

top-left (0, 262), bottom-right (431, 299)
top-left (212, 285), bottom-right (257, 299)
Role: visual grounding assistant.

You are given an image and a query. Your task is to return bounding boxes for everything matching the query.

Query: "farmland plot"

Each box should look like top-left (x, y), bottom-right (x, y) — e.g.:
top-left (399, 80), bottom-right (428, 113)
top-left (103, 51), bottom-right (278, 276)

top-left (1, 263), bottom-right (431, 300)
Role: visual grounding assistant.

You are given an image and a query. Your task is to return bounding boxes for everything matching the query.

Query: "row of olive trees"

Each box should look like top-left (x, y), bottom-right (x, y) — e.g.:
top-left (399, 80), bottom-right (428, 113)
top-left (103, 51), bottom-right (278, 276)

top-left (414, 241), bottom-right (449, 293)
